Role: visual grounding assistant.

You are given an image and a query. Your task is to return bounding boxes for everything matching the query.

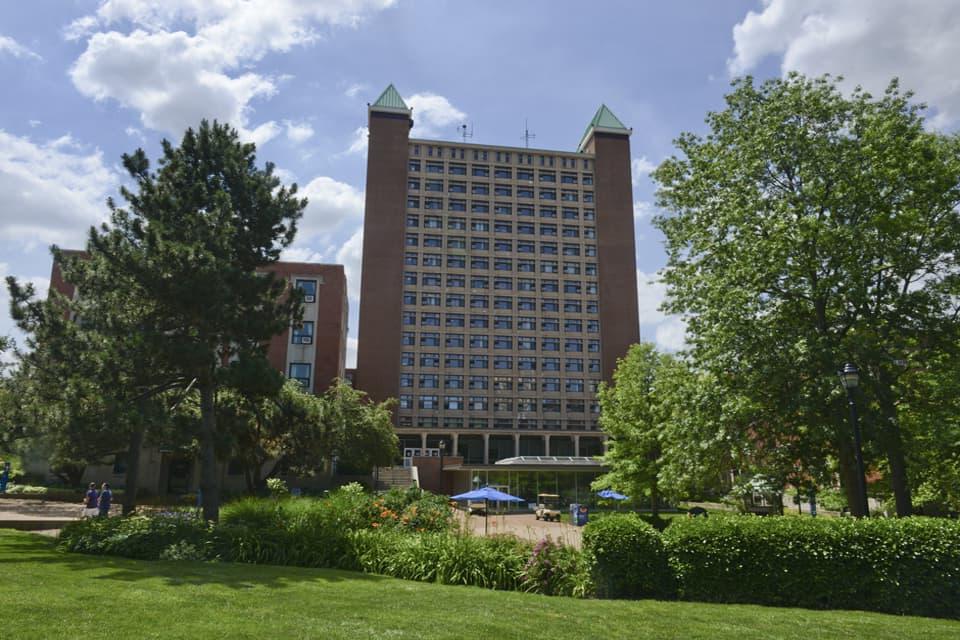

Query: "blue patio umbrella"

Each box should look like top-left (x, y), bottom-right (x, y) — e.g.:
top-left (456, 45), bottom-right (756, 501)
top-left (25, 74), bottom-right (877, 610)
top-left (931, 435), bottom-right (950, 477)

top-left (597, 489), bottom-right (629, 501)
top-left (450, 486), bottom-right (522, 534)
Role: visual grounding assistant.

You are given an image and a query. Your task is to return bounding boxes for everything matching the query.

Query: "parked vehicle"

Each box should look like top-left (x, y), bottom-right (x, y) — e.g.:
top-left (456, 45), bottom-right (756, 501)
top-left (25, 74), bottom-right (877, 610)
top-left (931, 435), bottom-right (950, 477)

top-left (534, 493), bottom-right (561, 522)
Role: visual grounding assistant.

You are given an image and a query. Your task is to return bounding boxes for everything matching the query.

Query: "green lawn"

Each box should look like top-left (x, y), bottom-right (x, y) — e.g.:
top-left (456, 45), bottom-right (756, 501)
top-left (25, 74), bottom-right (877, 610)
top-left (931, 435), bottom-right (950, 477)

top-left (0, 531), bottom-right (957, 639)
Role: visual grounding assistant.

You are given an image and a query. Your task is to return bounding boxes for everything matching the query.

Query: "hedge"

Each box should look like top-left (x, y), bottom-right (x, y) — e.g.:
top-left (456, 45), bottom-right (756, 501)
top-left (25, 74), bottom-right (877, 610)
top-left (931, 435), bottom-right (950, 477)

top-left (661, 516), bottom-right (960, 618)
top-left (581, 513), bottom-right (674, 599)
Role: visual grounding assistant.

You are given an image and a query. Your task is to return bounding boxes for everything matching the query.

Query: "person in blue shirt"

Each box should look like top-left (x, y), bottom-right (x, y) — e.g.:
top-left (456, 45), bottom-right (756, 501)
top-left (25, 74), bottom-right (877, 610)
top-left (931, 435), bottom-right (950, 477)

top-left (82, 482), bottom-right (99, 518)
top-left (97, 482), bottom-right (112, 517)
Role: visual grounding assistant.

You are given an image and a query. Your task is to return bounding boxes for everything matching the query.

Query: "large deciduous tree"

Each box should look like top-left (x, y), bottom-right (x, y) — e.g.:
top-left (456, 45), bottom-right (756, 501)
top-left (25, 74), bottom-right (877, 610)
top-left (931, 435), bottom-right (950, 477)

top-left (653, 74), bottom-right (960, 515)
top-left (87, 120), bottom-right (306, 520)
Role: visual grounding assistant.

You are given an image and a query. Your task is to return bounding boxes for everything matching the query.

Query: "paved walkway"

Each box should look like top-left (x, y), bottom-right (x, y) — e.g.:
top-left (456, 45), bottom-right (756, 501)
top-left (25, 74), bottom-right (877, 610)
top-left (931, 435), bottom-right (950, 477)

top-left (459, 511), bottom-right (585, 548)
top-left (0, 497), bottom-right (119, 532)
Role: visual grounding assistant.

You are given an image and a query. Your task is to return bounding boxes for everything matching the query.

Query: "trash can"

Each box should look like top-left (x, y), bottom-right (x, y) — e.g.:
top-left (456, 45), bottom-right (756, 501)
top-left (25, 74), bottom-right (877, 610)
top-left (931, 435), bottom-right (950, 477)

top-left (574, 504), bottom-right (589, 526)
top-left (569, 503), bottom-right (579, 524)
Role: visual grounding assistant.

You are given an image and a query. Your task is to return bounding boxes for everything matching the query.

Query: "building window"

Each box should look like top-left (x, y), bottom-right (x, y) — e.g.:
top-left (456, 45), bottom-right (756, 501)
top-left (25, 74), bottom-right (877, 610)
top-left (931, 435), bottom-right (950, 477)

top-left (448, 256), bottom-right (466, 269)
top-left (493, 356), bottom-right (512, 370)
top-left (399, 394), bottom-right (413, 409)
top-left (421, 293), bottom-right (441, 306)
top-left (419, 374), bottom-right (440, 388)
top-left (402, 331), bottom-right (415, 346)
top-left (494, 315), bottom-right (513, 330)
top-left (472, 201), bottom-right (490, 213)
top-left (587, 320), bottom-right (600, 333)
top-left (493, 399), bottom-right (513, 413)
top-left (494, 185), bottom-right (512, 197)
top-left (404, 271), bottom-right (417, 286)
top-left (542, 378), bottom-right (561, 392)
top-left (540, 224), bottom-right (557, 236)
top-left (425, 197), bottom-right (442, 209)
top-left (562, 244), bottom-right (580, 257)
top-left (541, 279), bottom-right (559, 293)
top-left (419, 395), bottom-right (440, 410)
top-left (469, 376), bottom-right (488, 390)
top-left (445, 396), bottom-right (463, 411)
top-left (567, 400), bottom-right (586, 413)
top-left (400, 373), bottom-right (413, 388)
top-left (403, 311), bottom-right (416, 325)
top-left (449, 181), bottom-right (467, 194)
top-left (540, 206), bottom-right (557, 218)
top-left (542, 398), bottom-right (561, 413)
top-left (541, 261), bottom-right (558, 273)
top-left (409, 160), bottom-right (421, 172)
top-left (445, 375), bottom-right (464, 389)
top-left (517, 187), bottom-right (534, 198)
top-left (288, 363), bottom-right (311, 389)
top-left (518, 337), bottom-right (536, 350)
top-left (517, 260), bottom-right (535, 273)
top-left (562, 226), bottom-right (580, 238)
top-left (542, 299), bottom-right (559, 312)
top-left (422, 273), bottom-right (441, 287)
top-left (517, 297), bottom-right (536, 311)
top-left (470, 276), bottom-right (488, 289)
top-left (295, 279), bottom-right (318, 303)
top-left (420, 353), bottom-right (440, 368)
top-left (449, 199), bottom-right (467, 211)
top-left (406, 214), bottom-right (419, 227)
top-left (588, 339), bottom-right (600, 352)
top-left (470, 295), bottom-right (488, 309)
top-left (449, 163), bottom-right (466, 175)
top-left (291, 321), bottom-right (314, 345)
top-left (494, 336), bottom-right (513, 349)
top-left (494, 277), bottom-right (513, 290)
top-left (541, 243), bottom-right (558, 255)
top-left (564, 301), bottom-right (582, 313)
top-left (401, 352), bottom-right (415, 366)
top-left (421, 313), bottom-right (440, 326)
top-left (494, 258), bottom-right (513, 271)
top-left (518, 356), bottom-right (536, 371)
top-left (421, 333), bottom-right (441, 347)
top-left (562, 208), bottom-right (579, 220)
top-left (542, 317), bottom-right (560, 332)
top-left (565, 358), bottom-right (584, 372)
top-left (470, 356), bottom-right (489, 369)
top-left (471, 220), bottom-right (489, 232)
top-left (445, 354), bottom-right (464, 368)
top-left (447, 274), bottom-right (466, 287)
top-left (565, 319), bottom-right (583, 332)
top-left (448, 217), bottom-right (466, 230)
top-left (518, 206), bottom-right (535, 217)
top-left (446, 333), bottom-right (465, 348)
top-left (423, 254), bottom-right (442, 267)
top-left (446, 293), bottom-right (465, 308)
top-left (584, 192), bottom-right (594, 203)
top-left (448, 236), bottom-right (466, 250)
top-left (471, 238), bottom-right (489, 251)
top-left (494, 240), bottom-right (513, 252)
top-left (470, 335), bottom-right (489, 349)
top-left (542, 357), bottom-right (560, 371)
top-left (540, 171), bottom-right (556, 182)
top-left (542, 337), bottom-right (560, 351)
top-left (494, 167), bottom-right (511, 179)
top-left (561, 173), bottom-right (577, 184)
top-left (446, 313), bottom-right (465, 328)
top-left (518, 317), bottom-right (536, 331)
top-left (470, 315), bottom-right (488, 328)
top-left (473, 165), bottom-right (490, 177)
top-left (493, 296), bottom-right (512, 310)
top-left (565, 338), bottom-right (584, 352)
top-left (469, 396), bottom-right (488, 411)
top-left (540, 189), bottom-right (556, 200)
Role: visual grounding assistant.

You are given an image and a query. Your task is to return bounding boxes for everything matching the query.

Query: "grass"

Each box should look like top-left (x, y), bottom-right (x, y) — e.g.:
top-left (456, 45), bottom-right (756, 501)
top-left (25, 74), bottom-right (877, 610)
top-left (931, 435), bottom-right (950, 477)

top-left (0, 531), bottom-right (957, 639)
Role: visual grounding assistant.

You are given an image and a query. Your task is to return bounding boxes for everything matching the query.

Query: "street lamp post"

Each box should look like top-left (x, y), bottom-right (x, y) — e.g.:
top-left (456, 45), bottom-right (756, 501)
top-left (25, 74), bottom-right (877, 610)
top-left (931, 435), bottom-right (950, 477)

top-left (439, 440), bottom-right (447, 495)
top-left (839, 363), bottom-right (869, 517)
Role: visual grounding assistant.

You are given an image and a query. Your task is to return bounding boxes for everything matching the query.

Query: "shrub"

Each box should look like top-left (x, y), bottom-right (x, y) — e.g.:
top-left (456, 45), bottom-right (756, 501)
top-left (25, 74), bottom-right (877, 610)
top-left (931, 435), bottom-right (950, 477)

top-left (663, 516), bottom-right (960, 618)
top-left (350, 529), bottom-right (530, 590)
top-left (521, 536), bottom-right (592, 597)
top-left (159, 541), bottom-right (206, 562)
top-left (582, 513), bottom-right (675, 599)
top-left (266, 478), bottom-right (289, 499)
top-left (59, 513), bottom-right (212, 560)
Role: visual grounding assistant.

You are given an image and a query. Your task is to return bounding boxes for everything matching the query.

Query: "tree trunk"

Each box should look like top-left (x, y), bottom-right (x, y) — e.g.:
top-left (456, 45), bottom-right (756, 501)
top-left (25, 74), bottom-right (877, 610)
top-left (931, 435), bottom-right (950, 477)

top-left (836, 435), bottom-right (867, 517)
top-left (121, 420), bottom-right (145, 516)
top-left (199, 379), bottom-right (221, 522)
top-left (650, 481), bottom-right (660, 518)
top-left (880, 423), bottom-right (913, 516)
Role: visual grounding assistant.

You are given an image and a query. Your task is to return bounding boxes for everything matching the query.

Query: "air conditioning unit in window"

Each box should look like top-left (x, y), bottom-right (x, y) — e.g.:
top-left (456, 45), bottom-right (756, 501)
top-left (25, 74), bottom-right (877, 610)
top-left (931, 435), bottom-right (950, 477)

top-left (300, 337), bottom-right (313, 345)
top-left (304, 295), bottom-right (315, 303)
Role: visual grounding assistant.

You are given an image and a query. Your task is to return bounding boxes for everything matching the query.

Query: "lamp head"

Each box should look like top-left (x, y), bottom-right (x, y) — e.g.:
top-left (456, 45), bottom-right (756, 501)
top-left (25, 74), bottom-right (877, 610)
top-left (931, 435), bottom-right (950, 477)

top-left (839, 362), bottom-right (860, 390)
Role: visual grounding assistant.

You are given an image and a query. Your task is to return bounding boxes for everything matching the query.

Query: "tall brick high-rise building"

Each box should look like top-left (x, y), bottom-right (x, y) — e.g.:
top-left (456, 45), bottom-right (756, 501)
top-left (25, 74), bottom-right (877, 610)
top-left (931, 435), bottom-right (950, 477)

top-left (356, 85), bottom-right (638, 480)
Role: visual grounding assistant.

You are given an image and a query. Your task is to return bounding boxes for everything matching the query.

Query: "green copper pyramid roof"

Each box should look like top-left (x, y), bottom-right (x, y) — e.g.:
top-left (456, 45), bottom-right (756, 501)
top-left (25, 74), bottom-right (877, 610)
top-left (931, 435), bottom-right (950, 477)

top-left (578, 104), bottom-right (630, 152)
top-left (370, 84), bottom-right (410, 113)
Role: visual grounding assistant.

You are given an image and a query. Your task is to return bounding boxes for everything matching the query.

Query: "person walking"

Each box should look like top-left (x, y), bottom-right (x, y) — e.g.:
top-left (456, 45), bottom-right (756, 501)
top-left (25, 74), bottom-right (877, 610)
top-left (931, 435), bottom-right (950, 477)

top-left (97, 482), bottom-right (112, 518)
top-left (82, 483), bottom-right (99, 518)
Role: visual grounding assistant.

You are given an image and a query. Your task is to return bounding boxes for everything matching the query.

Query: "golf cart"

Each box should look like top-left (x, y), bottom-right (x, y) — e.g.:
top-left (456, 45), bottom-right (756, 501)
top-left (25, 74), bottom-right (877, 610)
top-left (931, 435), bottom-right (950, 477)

top-left (534, 493), bottom-right (562, 522)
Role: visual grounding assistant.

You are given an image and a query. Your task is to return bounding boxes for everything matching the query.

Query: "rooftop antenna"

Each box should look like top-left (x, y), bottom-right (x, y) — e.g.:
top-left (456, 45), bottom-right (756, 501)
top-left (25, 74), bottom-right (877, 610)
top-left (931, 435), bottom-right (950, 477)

top-left (458, 123), bottom-right (473, 143)
top-left (522, 118), bottom-right (536, 148)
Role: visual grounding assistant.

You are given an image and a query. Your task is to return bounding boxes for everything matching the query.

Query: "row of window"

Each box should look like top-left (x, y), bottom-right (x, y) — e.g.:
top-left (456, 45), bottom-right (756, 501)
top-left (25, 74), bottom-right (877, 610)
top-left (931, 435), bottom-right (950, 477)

top-left (288, 363), bottom-right (311, 388)
top-left (406, 237), bottom-right (598, 257)
top-left (408, 217), bottom-right (595, 236)
top-left (403, 333), bottom-right (600, 352)
top-left (408, 208), bottom-right (594, 226)
top-left (405, 273), bottom-right (596, 293)
top-left (397, 416), bottom-right (596, 430)
top-left (403, 312), bottom-right (600, 332)
top-left (399, 395), bottom-right (599, 413)
top-left (408, 191), bottom-right (592, 209)
top-left (408, 149), bottom-right (591, 172)
top-left (401, 353), bottom-right (600, 372)
top-left (404, 293), bottom-right (598, 314)
top-left (411, 180), bottom-right (593, 197)
top-left (401, 374), bottom-right (598, 393)
top-left (405, 253), bottom-right (599, 274)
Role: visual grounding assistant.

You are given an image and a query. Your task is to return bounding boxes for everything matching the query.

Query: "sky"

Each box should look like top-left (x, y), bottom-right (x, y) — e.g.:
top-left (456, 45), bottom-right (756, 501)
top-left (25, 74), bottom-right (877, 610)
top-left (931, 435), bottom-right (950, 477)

top-left (2, 0), bottom-right (960, 367)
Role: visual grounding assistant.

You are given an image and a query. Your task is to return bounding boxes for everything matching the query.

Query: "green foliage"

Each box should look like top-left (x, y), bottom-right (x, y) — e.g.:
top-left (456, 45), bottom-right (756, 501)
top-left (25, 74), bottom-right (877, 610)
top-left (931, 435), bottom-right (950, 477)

top-left (654, 73), bottom-right (960, 516)
top-left (350, 529), bottom-right (530, 591)
top-left (663, 516), bottom-right (960, 618)
top-left (158, 540), bottom-right (207, 562)
top-left (266, 477), bottom-right (289, 498)
top-left (521, 535), bottom-right (592, 597)
top-left (59, 514), bottom-right (212, 560)
top-left (582, 513), bottom-right (675, 599)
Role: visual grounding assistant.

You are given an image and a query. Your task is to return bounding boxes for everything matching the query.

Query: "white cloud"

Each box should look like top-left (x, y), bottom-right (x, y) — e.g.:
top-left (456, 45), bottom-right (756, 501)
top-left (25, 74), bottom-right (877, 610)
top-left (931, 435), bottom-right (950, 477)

top-left (634, 200), bottom-right (656, 221)
top-left (631, 156), bottom-right (657, 186)
top-left (343, 126), bottom-right (368, 156)
top-left (28, 120), bottom-right (41, 128)
top-left (296, 177), bottom-right (364, 242)
top-left (636, 270), bottom-right (686, 351)
top-left (0, 34), bottom-right (42, 61)
top-left (335, 227), bottom-right (363, 303)
top-left (280, 246), bottom-right (327, 263)
top-left (407, 93), bottom-right (466, 138)
top-left (67, 0), bottom-right (396, 140)
top-left (284, 120), bottom-right (314, 143)
top-left (729, 0), bottom-right (960, 127)
top-left (344, 82), bottom-right (367, 98)
top-left (0, 130), bottom-right (116, 249)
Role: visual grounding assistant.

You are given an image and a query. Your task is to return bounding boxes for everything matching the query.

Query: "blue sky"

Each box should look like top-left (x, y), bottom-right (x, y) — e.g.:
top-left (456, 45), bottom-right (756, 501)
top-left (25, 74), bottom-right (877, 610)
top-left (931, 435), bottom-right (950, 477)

top-left (2, 0), bottom-right (959, 366)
